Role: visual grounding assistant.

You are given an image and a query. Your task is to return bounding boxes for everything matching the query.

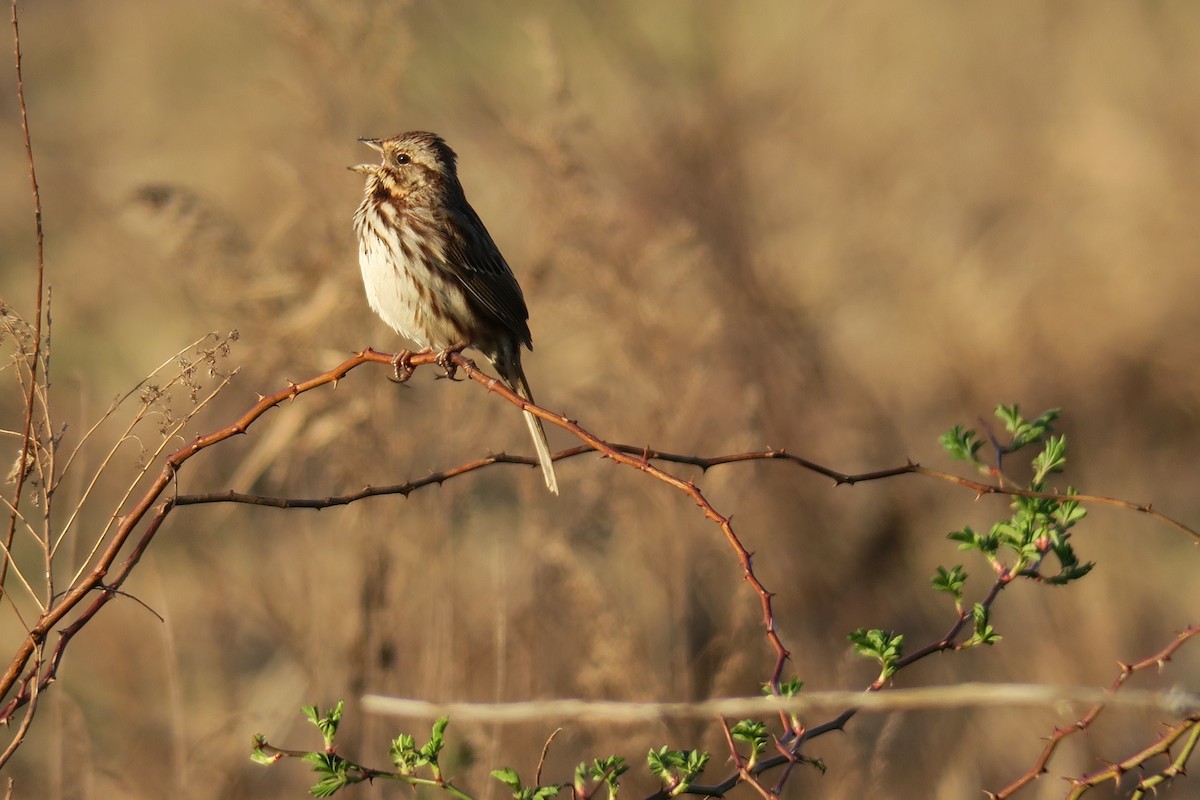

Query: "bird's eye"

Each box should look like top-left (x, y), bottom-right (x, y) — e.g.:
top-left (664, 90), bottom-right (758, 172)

top-left (396, 153), bottom-right (411, 165)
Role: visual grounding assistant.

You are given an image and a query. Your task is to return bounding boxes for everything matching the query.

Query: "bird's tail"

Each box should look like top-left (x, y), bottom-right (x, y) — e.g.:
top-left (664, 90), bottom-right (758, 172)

top-left (495, 356), bottom-right (559, 495)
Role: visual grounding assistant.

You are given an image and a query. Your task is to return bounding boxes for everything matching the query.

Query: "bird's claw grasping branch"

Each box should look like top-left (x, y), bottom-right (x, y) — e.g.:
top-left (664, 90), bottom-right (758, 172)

top-left (434, 344), bottom-right (470, 381)
top-left (388, 349), bottom-right (425, 384)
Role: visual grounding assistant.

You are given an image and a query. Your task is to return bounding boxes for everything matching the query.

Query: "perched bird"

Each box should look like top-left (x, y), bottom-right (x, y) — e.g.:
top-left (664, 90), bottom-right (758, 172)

top-left (351, 131), bottom-right (558, 494)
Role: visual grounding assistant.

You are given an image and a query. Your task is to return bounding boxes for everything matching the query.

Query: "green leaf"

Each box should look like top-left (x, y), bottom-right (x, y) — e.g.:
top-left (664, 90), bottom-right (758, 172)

top-left (848, 629), bottom-right (904, 679)
top-left (762, 675), bottom-right (804, 697)
top-left (1044, 541), bottom-right (1095, 584)
top-left (731, 719), bottom-right (767, 748)
top-left (492, 768), bottom-right (522, 791)
top-left (648, 746), bottom-right (710, 794)
top-left (731, 720), bottom-right (768, 765)
top-left (931, 565), bottom-right (967, 599)
top-left (950, 526), bottom-right (1000, 554)
top-left (600, 756), bottom-right (629, 780)
top-left (1053, 492), bottom-right (1087, 527)
top-left (302, 751), bottom-right (352, 797)
top-left (683, 749), bottom-right (710, 780)
top-left (966, 603), bottom-right (1000, 646)
top-left (939, 425), bottom-right (983, 462)
top-left (587, 756), bottom-right (627, 781)
top-left (1021, 408), bottom-right (1061, 446)
top-left (989, 519), bottom-right (1021, 549)
top-left (390, 732), bottom-right (422, 774)
top-left (310, 775), bottom-right (347, 798)
top-left (303, 702), bottom-right (344, 751)
top-left (249, 735), bottom-right (279, 766)
top-left (998, 405), bottom-right (1060, 449)
top-left (576, 756), bottom-right (626, 799)
top-left (1031, 435), bottom-right (1067, 487)
top-left (647, 746), bottom-right (682, 780)
top-left (420, 716), bottom-right (449, 760)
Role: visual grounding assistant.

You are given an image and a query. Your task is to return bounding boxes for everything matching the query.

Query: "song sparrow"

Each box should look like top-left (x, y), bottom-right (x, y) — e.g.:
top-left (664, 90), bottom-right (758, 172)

top-left (351, 131), bottom-right (559, 494)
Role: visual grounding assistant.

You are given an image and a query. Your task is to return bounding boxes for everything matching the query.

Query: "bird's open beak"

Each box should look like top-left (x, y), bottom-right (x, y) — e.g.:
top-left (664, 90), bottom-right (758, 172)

top-left (349, 137), bottom-right (385, 173)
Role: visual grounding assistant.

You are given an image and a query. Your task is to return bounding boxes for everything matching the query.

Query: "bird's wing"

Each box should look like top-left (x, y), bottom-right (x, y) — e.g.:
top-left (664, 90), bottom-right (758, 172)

top-left (441, 200), bottom-right (534, 348)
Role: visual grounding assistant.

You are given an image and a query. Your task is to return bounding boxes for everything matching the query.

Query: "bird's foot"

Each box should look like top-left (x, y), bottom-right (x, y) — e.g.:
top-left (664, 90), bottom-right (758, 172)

top-left (434, 344), bottom-right (469, 381)
top-left (388, 349), bottom-right (424, 384)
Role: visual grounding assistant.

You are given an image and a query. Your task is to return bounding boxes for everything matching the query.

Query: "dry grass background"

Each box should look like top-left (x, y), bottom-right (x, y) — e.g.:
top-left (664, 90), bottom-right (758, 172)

top-left (1, 1), bottom-right (1199, 798)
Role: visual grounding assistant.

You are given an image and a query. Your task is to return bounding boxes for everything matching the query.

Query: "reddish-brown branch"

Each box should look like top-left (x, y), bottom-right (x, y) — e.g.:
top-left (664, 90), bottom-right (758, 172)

top-left (424, 351), bottom-right (795, 698)
top-left (0, 352), bottom-right (796, 734)
top-left (3, 345), bottom-right (1195, 794)
top-left (0, 349), bottom-right (793, 727)
top-left (174, 448), bottom-right (1197, 544)
top-left (989, 624), bottom-right (1200, 798)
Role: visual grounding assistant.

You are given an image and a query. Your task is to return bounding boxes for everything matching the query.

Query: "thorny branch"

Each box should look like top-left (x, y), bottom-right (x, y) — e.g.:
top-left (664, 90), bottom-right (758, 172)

top-left (433, 350), bottom-right (798, 708)
top-left (172, 443), bottom-right (1198, 543)
top-left (1, 345), bottom-right (1196, 791)
top-left (1, 347), bottom-right (791, 736)
top-left (990, 625), bottom-right (1200, 798)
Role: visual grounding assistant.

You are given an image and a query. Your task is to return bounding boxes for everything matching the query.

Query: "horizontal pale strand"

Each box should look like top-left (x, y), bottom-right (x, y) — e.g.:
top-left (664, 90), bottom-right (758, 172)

top-left (363, 683), bottom-right (1200, 723)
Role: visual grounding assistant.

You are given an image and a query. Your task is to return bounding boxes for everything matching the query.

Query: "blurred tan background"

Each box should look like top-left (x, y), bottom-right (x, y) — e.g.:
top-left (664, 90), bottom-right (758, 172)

top-left (2, 1), bottom-right (1199, 798)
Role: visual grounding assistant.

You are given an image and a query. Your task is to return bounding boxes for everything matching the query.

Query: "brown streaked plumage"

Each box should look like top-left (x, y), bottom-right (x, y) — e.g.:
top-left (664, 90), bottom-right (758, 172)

top-left (351, 131), bottom-right (558, 494)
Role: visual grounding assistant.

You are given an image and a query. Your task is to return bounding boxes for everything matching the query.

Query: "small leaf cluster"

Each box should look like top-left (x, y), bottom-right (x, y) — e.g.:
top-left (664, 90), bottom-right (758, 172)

top-left (647, 747), bottom-right (710, 796)
top-left (941, 405), bottom-right (1092, 586)
top-left (254, 706), bottom-right (718, 800)
top-left (730, 720), bottom-right (768, 769)
top-left (761, 675), bottom-right (804, 731)
top-left (252, 707), bottom-right (466, 798)
top-left (848, 629), bottom-right (904, 683)
top-left (854, 405), bottom-right (1092, 680)
top-left (940, 405), bottom-right (1061, 470)
top-left (391, 716), bottom-right (448, 777)
top-left (573, 756), bottom-right (628, 800)
top-left (301, 703), bottom-right (366, 797)
top-left (306, 701), bottom-right (344, 752)
top-left (298, 703), bottom-right (366, 797)
top-left (491, 768), bottom-right (564, 800)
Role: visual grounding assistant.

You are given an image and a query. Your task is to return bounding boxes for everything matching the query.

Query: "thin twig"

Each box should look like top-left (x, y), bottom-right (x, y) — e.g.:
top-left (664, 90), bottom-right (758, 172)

top-left (63, 366), bottom-right (239, 584)
top-left (2, 0), bottom-right (47, 596)
top-left (718, 717), bottom-right (775, 800)
top-left (0, 641), bottom-right (39, 771)
top-left (0, 351), bottom-right (395, 720)
top-left (53, 332), bottom-right (224, 492)
top-left (534, 727), bottom-right (562, 786)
